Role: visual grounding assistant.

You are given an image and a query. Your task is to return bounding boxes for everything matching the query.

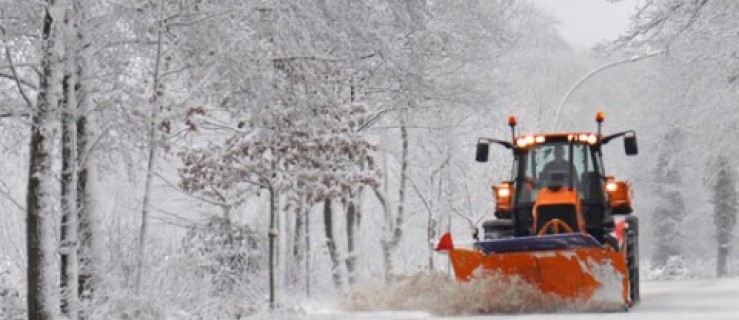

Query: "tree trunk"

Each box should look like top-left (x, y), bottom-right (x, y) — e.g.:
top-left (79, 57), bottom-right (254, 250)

top-left (374, 188), bottom-right (393, 282)
top-left (380, 119), bottom-right (409, 282)
top-left (27, 2), bottom-right (63, 319)
top-left (345, 199), bottom-right (357, 285)
top-left (282, 204), bottom-right (294, 287)
top-left (222, 205), bottom-right (233, 243)
top-left (323, 199), bottom-right (343, 288)
top-left (76, 115), bottom-right (94, 303)
top-left (292, 206), bottom-right (304, 288)
top-left (73, 3), bottom-right (95, 305)
top-left (717, 245), bottom-right (728, 277)
top-left (712, 155), bottom-right (737, 278)
top-left (60, 22), bottom-right (80, 318)
top-left (304, 205), bottom-right (311, 297)
top-left (136, 0), bottom-right (166, 293)
top-left (268, 186), bottom-right (277, 309)
top-left (345, 83), bottom-right (360, 285)
top-left (427, 206), bottom-right (435, 272)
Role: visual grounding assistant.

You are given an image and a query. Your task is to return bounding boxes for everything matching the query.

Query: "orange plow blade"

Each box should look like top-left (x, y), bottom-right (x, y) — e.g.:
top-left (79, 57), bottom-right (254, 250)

top-left (449, 243), bottom-right (629, 306)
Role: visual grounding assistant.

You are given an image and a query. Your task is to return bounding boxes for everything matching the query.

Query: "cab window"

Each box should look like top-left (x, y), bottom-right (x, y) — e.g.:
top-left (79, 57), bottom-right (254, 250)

top-left (518, 142), bottom-right (597, 202)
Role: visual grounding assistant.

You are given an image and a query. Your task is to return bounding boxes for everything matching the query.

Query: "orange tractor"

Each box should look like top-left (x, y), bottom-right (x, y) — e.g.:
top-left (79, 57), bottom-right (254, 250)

top-left (439, 112), bottom-right (640, 308)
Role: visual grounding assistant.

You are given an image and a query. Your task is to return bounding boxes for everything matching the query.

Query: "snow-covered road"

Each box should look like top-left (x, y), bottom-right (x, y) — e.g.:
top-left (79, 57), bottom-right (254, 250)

top-left (296, 278), bottom-right (739, 320)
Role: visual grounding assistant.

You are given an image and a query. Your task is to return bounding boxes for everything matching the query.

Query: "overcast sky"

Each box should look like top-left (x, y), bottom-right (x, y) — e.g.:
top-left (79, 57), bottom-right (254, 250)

top-left (532, 0), bottom-right (640, 49)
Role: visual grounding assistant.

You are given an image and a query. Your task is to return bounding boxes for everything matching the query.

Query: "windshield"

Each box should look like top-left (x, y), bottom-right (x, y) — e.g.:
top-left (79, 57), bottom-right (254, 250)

top-left (518, 142), bottom-right (598, 203)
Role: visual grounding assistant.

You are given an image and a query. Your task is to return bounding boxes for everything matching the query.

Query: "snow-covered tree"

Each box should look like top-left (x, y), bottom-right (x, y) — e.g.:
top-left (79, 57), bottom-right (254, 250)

top-left (179, 101), bottom-right (378, 306)
top-left (712, 156), bottom-right (737, 277)
top-left (651, 128), bottom-right (687, 268)
top-left (26, 1), bottom-right (66, 319)
top-left (181, 215), bottom-right (265, 294)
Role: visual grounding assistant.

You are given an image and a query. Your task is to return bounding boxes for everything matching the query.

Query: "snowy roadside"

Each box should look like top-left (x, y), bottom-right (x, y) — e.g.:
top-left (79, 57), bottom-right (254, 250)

top-left (251, 277), bottom-right (739, 320)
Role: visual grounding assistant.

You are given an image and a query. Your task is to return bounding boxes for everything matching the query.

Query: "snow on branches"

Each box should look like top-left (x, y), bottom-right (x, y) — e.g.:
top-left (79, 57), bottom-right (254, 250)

top-left (178, 102), bottom-right (379, 208)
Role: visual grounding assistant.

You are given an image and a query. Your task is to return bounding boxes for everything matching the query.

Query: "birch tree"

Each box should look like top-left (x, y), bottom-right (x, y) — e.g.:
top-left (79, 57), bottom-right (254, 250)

top-left (59, 0), bottom-right (80, 316)
top-left (135, 0), bottom-right (167, 294)
top-left (3, 1), bottom-right (97, 317)
top-left (27, 1), bottom-right (66, 319)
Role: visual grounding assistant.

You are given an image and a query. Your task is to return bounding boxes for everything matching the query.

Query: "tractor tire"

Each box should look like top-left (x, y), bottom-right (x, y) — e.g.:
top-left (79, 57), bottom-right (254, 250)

top-left (625, 216), bottom-right (640, 304)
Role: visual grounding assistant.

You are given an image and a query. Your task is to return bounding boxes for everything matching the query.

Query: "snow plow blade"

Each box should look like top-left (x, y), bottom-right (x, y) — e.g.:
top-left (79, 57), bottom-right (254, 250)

top-left (449, 234), bottom-right (629, 306)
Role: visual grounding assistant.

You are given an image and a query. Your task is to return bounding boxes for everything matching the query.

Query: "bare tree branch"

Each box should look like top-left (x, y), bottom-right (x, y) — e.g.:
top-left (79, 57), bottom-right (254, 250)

top-left (3, 48), bottom-right (35, 109)
top-left (0, 112), bottom-right (30, 118)
top-left (0, 71), bottom-right (38, 90)
top-left (0, 179), bottom-right (25, 212)
top-left (0, 62), bottom-right (40, 69)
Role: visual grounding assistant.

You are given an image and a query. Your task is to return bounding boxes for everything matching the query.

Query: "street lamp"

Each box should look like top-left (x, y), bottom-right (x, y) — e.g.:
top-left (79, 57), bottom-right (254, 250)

top-left (551, 50), bottom-right (665, 131)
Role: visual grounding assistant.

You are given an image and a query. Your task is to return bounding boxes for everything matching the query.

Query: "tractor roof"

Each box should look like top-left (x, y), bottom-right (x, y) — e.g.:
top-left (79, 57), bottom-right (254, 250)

top-left (515, 132), bottom-right (599, 139)
top-left (513, 132), bottom-right (601, 148)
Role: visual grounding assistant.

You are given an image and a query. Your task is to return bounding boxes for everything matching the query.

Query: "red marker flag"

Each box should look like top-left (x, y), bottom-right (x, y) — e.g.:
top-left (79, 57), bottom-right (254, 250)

top-left (435, 232), bottom-right (454, 254)
top-left (614, 220), bottom-right (628, 245)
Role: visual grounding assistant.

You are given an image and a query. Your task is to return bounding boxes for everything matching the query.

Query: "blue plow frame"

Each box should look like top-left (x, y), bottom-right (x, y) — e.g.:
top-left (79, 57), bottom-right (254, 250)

top-left (473, 233), bottom-right (602, 255)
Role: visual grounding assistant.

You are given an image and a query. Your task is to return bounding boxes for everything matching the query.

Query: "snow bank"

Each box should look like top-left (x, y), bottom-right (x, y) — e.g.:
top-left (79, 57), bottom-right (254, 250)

top-left (647, 256), bottom-right (690, 280)
top-left (342, 272), bottom-right (622, 316)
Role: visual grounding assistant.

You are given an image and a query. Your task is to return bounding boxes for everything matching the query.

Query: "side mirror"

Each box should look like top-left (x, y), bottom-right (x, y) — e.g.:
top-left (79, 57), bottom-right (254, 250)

top-left (624, 132), bottom-right (638, 155)
top-left (476, 142), bottom-right (489, 162)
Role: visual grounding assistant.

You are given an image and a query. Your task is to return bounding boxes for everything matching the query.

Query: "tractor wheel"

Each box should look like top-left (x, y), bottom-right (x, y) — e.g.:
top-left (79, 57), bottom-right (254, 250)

top-left (625, 216), bottom-right (640, 304)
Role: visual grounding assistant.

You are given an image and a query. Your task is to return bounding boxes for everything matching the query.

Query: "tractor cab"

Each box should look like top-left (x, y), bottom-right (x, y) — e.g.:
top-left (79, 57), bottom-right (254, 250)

top-left (515, 136), bottom-right (601, 204)
top-left (476, 113), bottom-right (638, 244)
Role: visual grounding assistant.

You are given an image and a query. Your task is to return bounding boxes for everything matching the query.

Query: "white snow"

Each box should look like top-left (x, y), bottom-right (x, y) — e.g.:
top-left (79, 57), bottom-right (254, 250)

top-left (582, 257), bottom-right (624, 307)
top-left (273, 277), bottom-right (739, 320)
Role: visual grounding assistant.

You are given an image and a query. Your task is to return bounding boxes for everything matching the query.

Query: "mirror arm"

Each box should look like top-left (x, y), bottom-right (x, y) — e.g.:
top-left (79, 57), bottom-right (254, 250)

top-left (478, 137), bottom-right (513, 149)
top-left (602, 130), bottom-right (635, 144)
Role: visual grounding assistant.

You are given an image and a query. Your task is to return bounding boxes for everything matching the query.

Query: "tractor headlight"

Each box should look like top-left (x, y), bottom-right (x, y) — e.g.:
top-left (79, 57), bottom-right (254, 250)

top-left (517, 138), bottom-right (527, 147)
top-left (606, 181), bottom-right (618, 192)
top-left (497, 187), bottom-right (511, 198)
top-left (587, 134), bottom-right (598, 145)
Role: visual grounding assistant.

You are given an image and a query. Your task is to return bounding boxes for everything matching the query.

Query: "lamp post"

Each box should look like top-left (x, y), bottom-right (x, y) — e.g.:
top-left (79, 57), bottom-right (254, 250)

top-left (551, 50), bottom-right (665, 131)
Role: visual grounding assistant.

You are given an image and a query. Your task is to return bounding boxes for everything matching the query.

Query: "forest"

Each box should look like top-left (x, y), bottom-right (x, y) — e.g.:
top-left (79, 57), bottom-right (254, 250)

top-left (0, 0), bottom-right (738, 319)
